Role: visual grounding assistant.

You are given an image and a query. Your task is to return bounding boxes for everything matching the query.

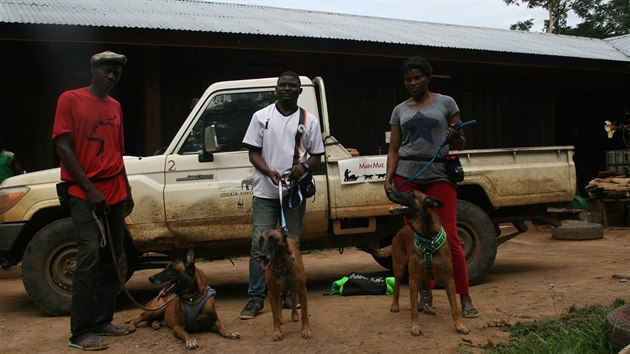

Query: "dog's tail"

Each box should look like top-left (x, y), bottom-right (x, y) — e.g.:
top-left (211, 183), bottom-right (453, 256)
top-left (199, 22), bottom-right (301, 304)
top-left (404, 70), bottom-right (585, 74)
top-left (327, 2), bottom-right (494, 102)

top-left (357, 244), bottom-right (392, 258)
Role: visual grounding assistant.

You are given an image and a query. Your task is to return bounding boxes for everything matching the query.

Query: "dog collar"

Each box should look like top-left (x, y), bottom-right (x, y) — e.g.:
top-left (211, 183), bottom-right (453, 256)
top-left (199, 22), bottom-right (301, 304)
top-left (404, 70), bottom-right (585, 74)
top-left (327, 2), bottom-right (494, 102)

top-left (182, 285), bottom-right (216, 305)
top-left (413, 227), bottom-right (446, 254)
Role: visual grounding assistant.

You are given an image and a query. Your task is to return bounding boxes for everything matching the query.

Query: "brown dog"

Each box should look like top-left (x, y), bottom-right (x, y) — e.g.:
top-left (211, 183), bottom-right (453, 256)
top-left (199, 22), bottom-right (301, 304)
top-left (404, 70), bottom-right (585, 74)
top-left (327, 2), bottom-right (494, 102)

top-left (126, 248), bottom-right (240, 350)
top-left (259, 229), bottom-right (312, 341)
top-left (372, 188), bottom-right (469, 336)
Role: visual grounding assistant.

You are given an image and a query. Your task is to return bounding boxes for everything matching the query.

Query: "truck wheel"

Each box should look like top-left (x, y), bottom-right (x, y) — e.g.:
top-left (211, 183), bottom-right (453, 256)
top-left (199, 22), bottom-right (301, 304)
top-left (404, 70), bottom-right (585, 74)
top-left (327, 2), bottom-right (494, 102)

top-left (457, 200), bottom-right (497, 285)
top-left (22, 218), bottom-right (128, 316)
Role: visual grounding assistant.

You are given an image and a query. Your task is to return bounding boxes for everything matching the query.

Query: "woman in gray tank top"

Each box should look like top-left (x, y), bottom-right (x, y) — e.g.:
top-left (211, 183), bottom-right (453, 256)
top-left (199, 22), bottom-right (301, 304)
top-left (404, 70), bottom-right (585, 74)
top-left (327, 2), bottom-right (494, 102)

top-left (384, 56), bottom-right (479, 319)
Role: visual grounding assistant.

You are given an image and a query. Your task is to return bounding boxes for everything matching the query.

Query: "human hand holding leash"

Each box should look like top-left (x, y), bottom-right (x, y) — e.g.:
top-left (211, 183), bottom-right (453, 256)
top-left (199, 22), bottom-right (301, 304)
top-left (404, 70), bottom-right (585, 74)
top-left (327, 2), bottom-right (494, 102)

top-left (86, 187), bottom-right (109, 214)
top-left (447, 119), bottom-right (477, 144)
top-left (454, 119), bottom-right (477, 130)
top-left (268, 170), bottom-right (282, 186)
top-left (289, 162), bottom-right (307, 182)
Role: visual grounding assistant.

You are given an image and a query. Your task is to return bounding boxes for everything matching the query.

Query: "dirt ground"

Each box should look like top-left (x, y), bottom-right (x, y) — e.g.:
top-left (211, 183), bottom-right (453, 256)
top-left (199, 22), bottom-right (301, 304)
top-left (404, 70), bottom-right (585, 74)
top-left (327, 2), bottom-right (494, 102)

top-left (1, 224), bottom-right (629, 354)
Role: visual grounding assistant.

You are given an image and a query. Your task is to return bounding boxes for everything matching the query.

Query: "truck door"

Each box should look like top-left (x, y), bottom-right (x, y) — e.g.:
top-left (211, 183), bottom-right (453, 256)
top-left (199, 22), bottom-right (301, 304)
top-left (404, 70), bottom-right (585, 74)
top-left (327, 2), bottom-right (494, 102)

top-left (163, 89), bottom-right (277, 243)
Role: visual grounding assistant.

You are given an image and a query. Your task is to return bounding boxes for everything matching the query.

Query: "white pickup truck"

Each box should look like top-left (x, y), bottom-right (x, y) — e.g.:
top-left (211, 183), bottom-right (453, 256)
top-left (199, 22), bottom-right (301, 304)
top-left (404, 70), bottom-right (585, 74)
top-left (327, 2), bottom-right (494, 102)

top-left (0, 76), bottom-right (576, 316)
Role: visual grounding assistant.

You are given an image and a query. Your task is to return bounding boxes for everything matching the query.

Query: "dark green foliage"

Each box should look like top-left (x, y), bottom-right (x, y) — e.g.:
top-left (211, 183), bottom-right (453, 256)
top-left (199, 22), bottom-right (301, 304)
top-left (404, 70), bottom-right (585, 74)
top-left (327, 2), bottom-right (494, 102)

top-left (485, 299), bottom-right (626, 354)
top-left (504, 0), bottom-right (630, 37)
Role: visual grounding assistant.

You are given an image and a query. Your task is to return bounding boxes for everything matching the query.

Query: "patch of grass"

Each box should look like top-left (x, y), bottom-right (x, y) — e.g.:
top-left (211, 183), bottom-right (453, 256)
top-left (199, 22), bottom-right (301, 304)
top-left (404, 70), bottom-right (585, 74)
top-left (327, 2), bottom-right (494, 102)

top-left (484, 298), bottom-right (626, 354)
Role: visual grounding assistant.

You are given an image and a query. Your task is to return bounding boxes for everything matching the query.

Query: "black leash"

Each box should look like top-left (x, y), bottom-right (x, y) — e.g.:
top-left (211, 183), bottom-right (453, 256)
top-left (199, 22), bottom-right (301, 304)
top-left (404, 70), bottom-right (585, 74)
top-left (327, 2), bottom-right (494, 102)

top-left (92, 210), bottom-right (175, 312)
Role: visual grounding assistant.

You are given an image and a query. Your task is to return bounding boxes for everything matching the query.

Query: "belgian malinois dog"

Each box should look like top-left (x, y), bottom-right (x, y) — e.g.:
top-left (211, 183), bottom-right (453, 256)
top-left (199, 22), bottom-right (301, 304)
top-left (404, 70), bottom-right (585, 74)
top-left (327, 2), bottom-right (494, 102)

top-left (126, 249), bottom-right (240, 350)
top-left (371, 188), bottom-right (469, 336)
top-left (259, 229), bottom-right (312, 341)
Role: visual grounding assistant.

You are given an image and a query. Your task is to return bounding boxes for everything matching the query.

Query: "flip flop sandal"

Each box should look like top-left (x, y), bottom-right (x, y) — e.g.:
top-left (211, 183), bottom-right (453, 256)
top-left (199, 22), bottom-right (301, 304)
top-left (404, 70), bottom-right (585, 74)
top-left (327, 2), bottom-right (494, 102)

top-left (68, 337), bottom-right (109, 351)
top-left (462, 306), bottom-right (480, 318)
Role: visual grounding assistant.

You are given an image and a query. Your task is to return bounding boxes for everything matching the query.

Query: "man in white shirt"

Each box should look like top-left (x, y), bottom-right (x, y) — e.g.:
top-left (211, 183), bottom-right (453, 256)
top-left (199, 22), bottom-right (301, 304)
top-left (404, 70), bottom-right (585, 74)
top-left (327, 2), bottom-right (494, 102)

top-left (240, 71), bottom-right (324, 319)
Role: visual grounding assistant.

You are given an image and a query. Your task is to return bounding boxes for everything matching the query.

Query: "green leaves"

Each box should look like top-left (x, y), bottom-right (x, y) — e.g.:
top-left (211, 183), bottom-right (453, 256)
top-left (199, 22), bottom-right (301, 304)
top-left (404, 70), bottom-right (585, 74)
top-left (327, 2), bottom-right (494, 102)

top-left (504, 0), bottom-right (630, 37)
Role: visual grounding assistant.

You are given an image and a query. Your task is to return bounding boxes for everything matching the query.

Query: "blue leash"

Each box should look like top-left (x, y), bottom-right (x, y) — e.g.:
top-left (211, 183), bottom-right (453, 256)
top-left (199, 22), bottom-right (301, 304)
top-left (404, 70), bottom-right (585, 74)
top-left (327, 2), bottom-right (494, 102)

top-left (396, 120), bottom-right (477, 191)
top-left (278, 173), bottom-right (290, 235)
top-left (278, 169), bottom-right (304, 235)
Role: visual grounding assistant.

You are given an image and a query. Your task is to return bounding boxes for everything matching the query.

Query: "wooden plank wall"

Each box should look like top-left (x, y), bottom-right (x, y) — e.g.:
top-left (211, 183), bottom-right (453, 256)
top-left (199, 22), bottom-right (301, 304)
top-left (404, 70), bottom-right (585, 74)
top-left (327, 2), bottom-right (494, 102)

top-left (1, 41), bottom-right (629, 193)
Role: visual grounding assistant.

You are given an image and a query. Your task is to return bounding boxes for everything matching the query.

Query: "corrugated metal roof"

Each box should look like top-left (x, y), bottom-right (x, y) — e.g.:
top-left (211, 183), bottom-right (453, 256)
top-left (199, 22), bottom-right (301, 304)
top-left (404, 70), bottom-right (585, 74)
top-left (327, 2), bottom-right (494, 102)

top-left (606, 34), bottom-right (630, 57)
top-left (2, 0), bottom-right (629, 62)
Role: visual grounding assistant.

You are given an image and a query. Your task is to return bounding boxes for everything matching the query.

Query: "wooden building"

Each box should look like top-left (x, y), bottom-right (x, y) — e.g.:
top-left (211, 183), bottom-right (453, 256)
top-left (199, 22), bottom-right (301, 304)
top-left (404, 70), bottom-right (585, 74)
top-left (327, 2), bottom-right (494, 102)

top-left (1, 0), bottom-right (629, 193)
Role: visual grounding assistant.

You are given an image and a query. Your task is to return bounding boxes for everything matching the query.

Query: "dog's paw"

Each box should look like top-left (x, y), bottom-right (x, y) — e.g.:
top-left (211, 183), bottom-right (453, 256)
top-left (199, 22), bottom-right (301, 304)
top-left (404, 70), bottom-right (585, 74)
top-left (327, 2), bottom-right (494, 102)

top-left (291, 311), bottom-right (299, 322)
top-left (151, 320), bottom-right (161, 330)
top-left (272, 332), bottom-right (283, 341)
top-left (185, 338), bottom-right (200, 350)
top-left (455, 324), bottom-right (470, 335)
top-left (224, 331), bottom-right (240, 340)
top-left (302, 329), bottom-right (312, 339)
top-left (124, 318), bottom-right (138, 328)
top-left (411, 325), bottom-right (423, 337)
top-left (390, 305), bottom-right (400, 313)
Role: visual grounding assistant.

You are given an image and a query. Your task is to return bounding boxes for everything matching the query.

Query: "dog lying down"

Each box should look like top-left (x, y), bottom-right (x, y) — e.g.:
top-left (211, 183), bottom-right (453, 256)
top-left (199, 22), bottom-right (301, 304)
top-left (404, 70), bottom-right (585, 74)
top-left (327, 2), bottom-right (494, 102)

top-left (126, 248), bottom-right (239, 350)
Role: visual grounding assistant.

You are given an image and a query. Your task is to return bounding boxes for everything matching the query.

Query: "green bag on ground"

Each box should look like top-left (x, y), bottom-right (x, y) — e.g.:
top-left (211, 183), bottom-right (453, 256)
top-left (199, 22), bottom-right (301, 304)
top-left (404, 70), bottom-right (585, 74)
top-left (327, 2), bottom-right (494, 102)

top-left (330, 272), bottom-right (395, 296)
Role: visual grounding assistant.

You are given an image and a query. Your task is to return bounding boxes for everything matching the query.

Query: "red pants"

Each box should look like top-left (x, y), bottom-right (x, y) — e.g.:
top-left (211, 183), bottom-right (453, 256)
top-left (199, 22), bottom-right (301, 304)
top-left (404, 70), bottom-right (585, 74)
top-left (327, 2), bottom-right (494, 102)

top-left (394, 176), bottom-right (469, 294)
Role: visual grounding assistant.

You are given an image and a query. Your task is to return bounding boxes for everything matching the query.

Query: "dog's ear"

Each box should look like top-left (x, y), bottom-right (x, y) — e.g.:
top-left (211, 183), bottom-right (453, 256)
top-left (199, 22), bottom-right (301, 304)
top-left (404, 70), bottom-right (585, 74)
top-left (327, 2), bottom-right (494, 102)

top-left (423, 196), bottom-right (444, 209)
top-left (185, 248), bottom-right (195, 268)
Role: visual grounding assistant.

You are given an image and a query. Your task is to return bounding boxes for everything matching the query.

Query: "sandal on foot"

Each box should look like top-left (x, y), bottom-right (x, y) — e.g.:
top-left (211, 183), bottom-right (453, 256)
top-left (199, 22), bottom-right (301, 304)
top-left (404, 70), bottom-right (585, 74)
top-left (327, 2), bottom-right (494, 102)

top-left (462, 306), bottom-right (480, 318)
top-left (68, 337), bottom-right (109, 351)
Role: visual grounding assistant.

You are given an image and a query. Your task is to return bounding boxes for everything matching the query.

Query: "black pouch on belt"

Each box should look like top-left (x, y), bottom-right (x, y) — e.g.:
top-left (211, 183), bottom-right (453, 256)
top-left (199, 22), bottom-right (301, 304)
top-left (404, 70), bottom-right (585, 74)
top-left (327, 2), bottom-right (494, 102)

top-left (445, 155), bottom-right (464, 183)
top-left (55, 181), bottom-right (72, 209)
top-left (298, 171), bottom-right (316, 198)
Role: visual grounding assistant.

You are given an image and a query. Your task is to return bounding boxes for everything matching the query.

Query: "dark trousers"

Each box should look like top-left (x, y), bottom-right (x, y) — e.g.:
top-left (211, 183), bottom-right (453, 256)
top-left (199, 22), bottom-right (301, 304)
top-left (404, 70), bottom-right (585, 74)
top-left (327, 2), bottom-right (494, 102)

top-left (69, 197), bottom-right (126, 342)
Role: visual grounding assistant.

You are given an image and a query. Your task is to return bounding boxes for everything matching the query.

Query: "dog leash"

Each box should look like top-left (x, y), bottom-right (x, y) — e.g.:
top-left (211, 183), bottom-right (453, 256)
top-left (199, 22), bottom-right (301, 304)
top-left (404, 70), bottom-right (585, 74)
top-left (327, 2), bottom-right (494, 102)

top-left (92, 210), bottom-right (176, 312)
top-left (396, 120), bottom-right (477, 191)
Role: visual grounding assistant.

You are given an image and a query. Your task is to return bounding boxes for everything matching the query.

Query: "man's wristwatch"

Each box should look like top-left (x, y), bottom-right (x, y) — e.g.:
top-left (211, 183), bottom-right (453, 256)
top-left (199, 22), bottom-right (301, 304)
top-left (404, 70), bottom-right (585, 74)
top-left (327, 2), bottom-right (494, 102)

top-left (301, 161), bottom-right (310, 171)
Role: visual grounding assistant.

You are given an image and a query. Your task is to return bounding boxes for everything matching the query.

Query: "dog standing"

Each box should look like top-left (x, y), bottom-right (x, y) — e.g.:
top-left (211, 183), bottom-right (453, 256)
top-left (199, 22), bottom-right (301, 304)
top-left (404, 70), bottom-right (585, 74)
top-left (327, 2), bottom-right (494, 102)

top-left (371, 188), bottom-right (469, 336)
top-left (259, 229), bottom-right (312, 341)
top-left (127, 248), bottom-right (240, 350)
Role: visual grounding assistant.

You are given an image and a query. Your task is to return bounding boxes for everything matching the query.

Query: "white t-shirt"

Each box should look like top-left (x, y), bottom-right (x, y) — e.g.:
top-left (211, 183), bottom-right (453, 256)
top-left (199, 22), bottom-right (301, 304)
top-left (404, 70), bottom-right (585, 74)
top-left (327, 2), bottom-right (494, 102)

top-left (242, 104), bottom-right (324, 199)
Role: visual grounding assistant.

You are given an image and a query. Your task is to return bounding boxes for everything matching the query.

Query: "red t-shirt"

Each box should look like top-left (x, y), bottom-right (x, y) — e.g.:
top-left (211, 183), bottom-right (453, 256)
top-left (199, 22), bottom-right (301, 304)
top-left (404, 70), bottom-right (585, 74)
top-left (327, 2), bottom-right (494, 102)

top-left (52, 87), bottom-right (127, 205)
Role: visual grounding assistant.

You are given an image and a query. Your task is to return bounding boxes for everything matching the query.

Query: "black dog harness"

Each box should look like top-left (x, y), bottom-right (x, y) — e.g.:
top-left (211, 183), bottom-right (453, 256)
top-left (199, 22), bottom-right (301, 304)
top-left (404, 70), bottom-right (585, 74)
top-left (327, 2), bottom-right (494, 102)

top-left (182, 286), bottom-right (217, 332)
top-left (413, 227), bottom-right (447, 280)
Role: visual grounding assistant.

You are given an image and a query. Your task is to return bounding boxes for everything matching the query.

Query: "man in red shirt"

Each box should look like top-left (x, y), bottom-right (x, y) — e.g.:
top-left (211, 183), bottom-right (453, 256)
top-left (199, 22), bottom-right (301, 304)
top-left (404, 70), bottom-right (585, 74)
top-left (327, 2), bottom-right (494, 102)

top-left (52, 51), bottom-right (134, 351)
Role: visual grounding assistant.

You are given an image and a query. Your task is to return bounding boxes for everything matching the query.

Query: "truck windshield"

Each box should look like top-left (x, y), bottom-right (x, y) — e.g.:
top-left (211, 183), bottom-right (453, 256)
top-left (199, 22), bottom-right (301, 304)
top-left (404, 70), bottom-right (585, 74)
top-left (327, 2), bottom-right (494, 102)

top-left (179, 91), bottom-right (277, 154)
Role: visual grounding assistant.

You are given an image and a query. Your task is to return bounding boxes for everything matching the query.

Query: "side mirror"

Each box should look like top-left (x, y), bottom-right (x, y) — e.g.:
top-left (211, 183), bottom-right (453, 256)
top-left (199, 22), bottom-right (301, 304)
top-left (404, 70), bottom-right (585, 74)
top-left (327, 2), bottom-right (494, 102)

top-left (199, 124), bottom-right (219, 162)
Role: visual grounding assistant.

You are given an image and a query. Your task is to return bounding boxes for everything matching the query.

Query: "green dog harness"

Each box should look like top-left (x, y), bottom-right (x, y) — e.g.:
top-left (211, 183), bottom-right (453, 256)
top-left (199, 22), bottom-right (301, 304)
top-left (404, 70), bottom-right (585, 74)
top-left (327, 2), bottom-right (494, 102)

top-left (413, 226), bottom-right (447, 280)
